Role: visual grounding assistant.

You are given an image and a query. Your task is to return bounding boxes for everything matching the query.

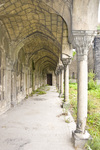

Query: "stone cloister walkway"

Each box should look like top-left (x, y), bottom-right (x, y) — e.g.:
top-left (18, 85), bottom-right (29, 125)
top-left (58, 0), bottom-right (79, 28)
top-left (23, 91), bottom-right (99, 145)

top-left (0, 86), bottom-right (75, 150)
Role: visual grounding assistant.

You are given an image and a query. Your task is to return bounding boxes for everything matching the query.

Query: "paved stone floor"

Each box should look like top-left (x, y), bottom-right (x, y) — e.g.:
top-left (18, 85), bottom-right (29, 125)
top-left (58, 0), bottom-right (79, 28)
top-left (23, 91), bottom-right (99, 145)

top-left (0, 86), bottom-right (75, 150)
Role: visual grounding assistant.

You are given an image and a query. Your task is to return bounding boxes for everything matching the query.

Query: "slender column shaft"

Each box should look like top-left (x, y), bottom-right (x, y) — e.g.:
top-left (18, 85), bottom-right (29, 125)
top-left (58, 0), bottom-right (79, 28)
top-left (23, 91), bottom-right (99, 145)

top-left (56, 74), bottom-right (58, 88)
top-left (64, 66), bottom-right (66, 102)
top-left (64, 65), bottom-right (69, 102)
top-left (76, 55), bottom-right (88, 133)
top-left (66, 65), bottom-right (69, 102)
top-left (57, 73), bottom-right (59, 89)
top-left (58, 72), bottom-right (60, 92)
top-left (56, 74), bottom-right (57, 87)
top-left (60, 70), bottom-right (63, 95)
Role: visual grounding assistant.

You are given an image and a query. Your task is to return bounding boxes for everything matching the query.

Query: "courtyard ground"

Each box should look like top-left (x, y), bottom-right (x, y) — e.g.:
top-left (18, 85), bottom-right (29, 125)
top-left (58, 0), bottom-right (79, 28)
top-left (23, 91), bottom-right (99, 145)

top-left (0, 86), bottom-right (75, 150)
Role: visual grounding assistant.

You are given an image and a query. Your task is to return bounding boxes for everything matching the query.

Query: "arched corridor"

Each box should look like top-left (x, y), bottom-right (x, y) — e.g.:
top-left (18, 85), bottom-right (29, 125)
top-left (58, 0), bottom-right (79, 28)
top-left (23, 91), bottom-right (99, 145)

top-left (0, 0), bottom-right (99, 149)
top-left (0, 0), bottom-right (72, 115)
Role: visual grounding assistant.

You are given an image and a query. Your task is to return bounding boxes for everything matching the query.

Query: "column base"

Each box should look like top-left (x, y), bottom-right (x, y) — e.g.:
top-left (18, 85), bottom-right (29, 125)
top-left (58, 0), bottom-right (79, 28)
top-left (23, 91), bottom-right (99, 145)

top-left (58, 92), bottom-right (61, 97)
top-left (72, 130), bottom-right (92, 149)
top-left (59, 93), bottom-right (63, 98)
top-left (62, 101), bottom-right (70, 109)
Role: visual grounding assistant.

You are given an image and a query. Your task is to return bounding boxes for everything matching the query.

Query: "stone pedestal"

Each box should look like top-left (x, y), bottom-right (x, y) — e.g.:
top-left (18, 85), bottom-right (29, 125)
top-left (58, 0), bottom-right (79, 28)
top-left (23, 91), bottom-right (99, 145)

top-left (63, 101), bottom-right (70, 109)
top-left (72, 131), bottom-right (92, 149)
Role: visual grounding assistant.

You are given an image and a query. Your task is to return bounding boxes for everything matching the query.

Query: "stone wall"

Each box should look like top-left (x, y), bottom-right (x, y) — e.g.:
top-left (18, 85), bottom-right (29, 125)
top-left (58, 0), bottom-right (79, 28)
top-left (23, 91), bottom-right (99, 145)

top-left (0, 21), bottom-right (11, 115)
top-left (0, 21), bottom-right (54, 115)
top-left (70, 35), bottom-right (100, 85)
top-left (88, 46), bottom-right (94, 72)
top-left (94, 35), bottom-right (100, 84)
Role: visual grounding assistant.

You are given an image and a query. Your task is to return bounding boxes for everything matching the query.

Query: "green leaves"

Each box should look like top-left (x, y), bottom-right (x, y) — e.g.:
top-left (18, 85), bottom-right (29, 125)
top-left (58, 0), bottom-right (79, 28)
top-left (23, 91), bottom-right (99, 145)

top-left (88, 71), bottom-right (97, 90)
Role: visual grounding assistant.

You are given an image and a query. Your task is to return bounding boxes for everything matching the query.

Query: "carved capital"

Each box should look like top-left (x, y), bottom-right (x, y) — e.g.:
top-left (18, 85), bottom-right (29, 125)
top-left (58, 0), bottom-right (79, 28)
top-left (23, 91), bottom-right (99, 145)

top-left (62, 57), bottom-right (71, 68)
top-left (65, 0), bottom-right (73, 9)
top-left (72, 30), bottom-right (97, 58)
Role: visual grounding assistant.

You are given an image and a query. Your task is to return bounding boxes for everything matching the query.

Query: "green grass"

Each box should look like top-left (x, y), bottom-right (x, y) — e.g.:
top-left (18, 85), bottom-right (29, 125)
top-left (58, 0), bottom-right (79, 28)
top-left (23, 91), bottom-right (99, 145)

top-left (88, 88), bottom-right (100, 99)
top-left (69, 83), bottom-right (100, 150)
top-left (65, 119), bottom-right (70, 123)
top-left (37, 91), bottom-right (46, 95)
top-left (69, 83), bottom-right (77, 120)
top-left (97, 26), bottom-right (100, 30)
top-left (69, 82), bottom-right (77, 90)
top-left (30, 85), bottom-right (50, 96)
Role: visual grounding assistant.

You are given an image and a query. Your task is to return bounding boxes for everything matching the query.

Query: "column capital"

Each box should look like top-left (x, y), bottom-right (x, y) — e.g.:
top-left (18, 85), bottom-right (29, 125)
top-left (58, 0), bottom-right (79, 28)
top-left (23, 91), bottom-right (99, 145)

top-left (72, 30), bottom-right (97, 57)
top-left (62, 57), bottom-right (71, 68)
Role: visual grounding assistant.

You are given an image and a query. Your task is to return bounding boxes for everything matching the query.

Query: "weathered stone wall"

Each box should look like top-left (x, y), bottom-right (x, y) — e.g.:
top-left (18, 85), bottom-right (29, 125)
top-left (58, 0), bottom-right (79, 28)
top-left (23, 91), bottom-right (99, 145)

top-left (0, 21), bottom-right (11, 115)
top-left (72, 0), bottom-right (99, 30)
top-left (0, 21), bottom-right (49, 115)
top-left (94, 35), bottom-right (100, 84)
top-left (88, 46), bottom-right (94, 72)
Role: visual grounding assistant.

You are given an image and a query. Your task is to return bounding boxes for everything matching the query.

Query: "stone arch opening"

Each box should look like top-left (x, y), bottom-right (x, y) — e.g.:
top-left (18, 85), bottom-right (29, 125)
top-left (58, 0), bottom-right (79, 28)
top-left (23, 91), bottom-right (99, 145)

top-left (47, 74), bottom-right (52, 85)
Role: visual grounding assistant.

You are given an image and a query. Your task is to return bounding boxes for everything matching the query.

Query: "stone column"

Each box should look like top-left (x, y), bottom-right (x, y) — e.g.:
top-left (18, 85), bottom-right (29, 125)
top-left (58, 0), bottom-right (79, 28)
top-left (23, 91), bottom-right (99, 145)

top-left (65, 65), bottom-right (69, 102)
top-left (55, 71), bottom-right (57, 88)
top-left (56, 70), bottom-right (59, 90)
top-left (61, 70), bottom-right (64, 95)
top-left (62, 58), bottom-right (71, 103)
top-left (58, 70), bottom-right (60, 93)
top-left (59, 65), bottom-right (64, 96)
top-left (72, 30), bottom-right (96, 148)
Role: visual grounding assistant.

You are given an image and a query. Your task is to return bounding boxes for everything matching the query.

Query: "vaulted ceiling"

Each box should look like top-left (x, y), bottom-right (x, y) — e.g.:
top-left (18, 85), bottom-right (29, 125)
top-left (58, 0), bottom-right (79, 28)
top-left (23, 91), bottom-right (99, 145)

top-left (0, 0), bottom-right (69, 72)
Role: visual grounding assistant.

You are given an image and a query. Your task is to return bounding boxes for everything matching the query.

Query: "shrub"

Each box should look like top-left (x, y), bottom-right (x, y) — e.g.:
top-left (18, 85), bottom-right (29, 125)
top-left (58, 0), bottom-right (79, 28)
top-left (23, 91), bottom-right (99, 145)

top-left (88, 138), bottom-right (100, 150)
top-left (88, 71), bottom-right (97, 90)
top-left (73, 51), bottom-right (76, 57)
top-left (88, 80), bottom-right (97, 90)
top-left (69, 83), bottom-right (77, 90)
